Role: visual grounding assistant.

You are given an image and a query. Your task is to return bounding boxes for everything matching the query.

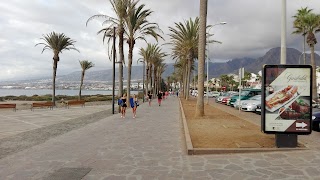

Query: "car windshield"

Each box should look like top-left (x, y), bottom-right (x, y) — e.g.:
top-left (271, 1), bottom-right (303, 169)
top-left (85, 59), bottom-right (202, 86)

top-left (249, 95), bottom-right (261, 101)
top-left (222, 93), bottom-right (230, 96)
top-left (240, 91), bottom-right (250, 96)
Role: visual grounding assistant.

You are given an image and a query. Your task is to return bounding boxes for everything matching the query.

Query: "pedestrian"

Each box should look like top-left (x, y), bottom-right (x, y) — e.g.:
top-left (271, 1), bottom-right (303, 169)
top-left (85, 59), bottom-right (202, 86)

top-left (176, 91), bottom-right (179, 97)
top-left (165, 91), bottom-right (169, 99)
top-left (148, 91), bottom-right (152, 106)
top-left (120, 93), bottom-right (127, 118)
top-left (162, 91), bottom-right (166, 101)
top-left (157, 91), bottom-right (163, 106)
top-left (130, 94), bottom-right (139, 118)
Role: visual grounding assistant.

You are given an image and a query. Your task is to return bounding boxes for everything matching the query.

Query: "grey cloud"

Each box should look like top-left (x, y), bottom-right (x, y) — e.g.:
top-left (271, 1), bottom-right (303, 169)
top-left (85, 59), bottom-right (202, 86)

top-left (1, 0), bottom-right (320, 81)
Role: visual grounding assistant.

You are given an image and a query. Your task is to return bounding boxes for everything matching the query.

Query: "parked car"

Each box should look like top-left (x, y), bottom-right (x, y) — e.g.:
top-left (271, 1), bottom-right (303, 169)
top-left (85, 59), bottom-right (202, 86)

top-left (255, 104), bottom-right (261, 114)
top-left (229, 88), bottom-right (262, 107)
top-left (221, 96), bottom-right (231, 105)
top-left (240, 95), bottom-right (261, 112)
top-left (312, 100), bottom-right (319, 108)
top-left (216, 91), bottom-right (238, 103)
top-left (233, 99), bottom-right (241, 109)
top-left (312, 112), bottom-right (320, 131)
top-left (204, 91), bottom-right (220, 98)
top-left (215, 92), bottom-right (231, 103)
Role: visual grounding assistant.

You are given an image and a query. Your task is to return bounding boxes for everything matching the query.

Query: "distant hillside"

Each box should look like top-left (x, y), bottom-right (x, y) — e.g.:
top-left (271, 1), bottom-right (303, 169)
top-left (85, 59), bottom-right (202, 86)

top-left (2, 47), bottom-right (318, 84)
top-left (50, 47), bottom-right (320, 82)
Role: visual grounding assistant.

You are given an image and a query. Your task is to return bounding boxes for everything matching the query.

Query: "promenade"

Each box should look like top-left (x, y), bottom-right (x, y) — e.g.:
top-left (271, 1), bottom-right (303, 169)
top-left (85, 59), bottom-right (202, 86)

top-left (0, 97), bottom-right (320, 179)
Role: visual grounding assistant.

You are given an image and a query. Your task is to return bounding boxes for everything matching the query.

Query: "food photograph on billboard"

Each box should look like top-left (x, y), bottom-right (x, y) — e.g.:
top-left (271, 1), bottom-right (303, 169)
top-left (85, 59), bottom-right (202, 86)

top-left (262, 65), bottom-right (312, 135)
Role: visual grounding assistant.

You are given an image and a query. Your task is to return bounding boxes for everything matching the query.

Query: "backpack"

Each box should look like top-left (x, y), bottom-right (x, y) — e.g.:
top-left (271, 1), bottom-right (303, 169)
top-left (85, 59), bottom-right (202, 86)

top-left (118, 99), bottom-right (123, 106)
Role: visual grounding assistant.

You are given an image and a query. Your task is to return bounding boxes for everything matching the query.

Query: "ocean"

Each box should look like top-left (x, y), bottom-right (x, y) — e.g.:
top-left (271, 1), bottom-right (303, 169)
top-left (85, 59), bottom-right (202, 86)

top-left (0, 89), bottom-right (140, 96)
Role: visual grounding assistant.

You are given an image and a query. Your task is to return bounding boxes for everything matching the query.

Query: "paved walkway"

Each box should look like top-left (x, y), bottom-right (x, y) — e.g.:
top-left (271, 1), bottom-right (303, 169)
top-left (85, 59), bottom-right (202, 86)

top-left (0, 97), bottom-right (320, 179)
top-left (0, 105), bottom-right (110, 139)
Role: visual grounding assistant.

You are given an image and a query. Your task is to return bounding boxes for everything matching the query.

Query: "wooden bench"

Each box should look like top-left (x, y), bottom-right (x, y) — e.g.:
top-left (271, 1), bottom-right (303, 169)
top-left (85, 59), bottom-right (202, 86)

top-left (66, 100), bottom-right (85, 109)
top-left (31, 102), bottom-right (53, 111)
top-left (0, 103), bottom-right (16, 111)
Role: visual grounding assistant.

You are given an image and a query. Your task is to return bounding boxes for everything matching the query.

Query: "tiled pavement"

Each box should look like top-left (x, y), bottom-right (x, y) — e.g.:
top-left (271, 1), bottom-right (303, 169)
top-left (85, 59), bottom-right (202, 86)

top-left (0, 97), bottom-right (320, 179)
top-left (0, 105), bottom-right (110, 139)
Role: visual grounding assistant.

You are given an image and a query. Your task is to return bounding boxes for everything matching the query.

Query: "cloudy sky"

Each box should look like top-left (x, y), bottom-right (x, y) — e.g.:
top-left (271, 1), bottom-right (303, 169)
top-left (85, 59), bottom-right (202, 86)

top-left (0, 0), bottom-right (320, 81)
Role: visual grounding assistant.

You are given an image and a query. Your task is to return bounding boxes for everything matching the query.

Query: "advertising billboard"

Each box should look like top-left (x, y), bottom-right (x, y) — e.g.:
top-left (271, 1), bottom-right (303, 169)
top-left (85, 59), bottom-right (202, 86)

top-left (262, 65), bottom-right (312, 135)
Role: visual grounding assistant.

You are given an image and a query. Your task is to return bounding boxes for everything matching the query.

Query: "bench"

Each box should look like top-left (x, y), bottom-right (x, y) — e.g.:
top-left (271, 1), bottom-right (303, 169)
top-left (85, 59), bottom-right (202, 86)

top-left (66, 100), bottom-right (85, 109)
top-left (31, 102), bottom-right (53, 111)
top-left (0, 103), bottom-right (16, 111)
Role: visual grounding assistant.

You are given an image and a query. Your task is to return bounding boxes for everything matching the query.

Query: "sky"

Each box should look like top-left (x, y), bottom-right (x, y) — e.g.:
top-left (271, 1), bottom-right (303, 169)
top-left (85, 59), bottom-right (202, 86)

top-left (0, 0), bottom-right (320, 81)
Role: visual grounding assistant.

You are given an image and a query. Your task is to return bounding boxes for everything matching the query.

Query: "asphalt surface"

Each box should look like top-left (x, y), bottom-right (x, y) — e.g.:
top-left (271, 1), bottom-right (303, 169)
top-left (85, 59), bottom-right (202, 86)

top-left (0, 97), bottom-right (320, 179)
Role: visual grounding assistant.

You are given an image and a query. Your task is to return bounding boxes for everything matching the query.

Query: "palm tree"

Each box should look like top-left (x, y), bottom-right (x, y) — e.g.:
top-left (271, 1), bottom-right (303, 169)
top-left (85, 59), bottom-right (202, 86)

top-left (35, 32), bottom-right (79, 105)
top-left (139, 43), bottom-right (165, 96)
top-left (303, 12), bottom-right (320, 100)
top-left (124, 1), bottom-right (163, 103)
top-left (195, 0), bottom-right (208, 117)
top-left (86, 0), bottom-right (131, 98)
top-left (79, 60), bottom-right (94, 100)
top-left (169, 18), bottom-right (200, 100)
top-left (292, 7), bottom-right (313, 65)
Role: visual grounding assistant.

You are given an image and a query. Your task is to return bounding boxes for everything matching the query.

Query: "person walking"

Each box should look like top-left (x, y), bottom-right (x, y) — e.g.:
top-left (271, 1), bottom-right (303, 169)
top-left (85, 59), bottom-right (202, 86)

top-left (120, 93), bottom-right (127, 118)
top-left (130, 94), bottom-right (139, 118)
top-left (157, 91), bottom-right (163, 106)
top-left (148, 91), bottom-right (153, 107)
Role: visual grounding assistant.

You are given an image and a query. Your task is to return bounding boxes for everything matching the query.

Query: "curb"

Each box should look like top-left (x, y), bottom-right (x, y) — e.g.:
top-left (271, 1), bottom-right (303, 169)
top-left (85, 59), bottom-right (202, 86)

top-left (179, 99), bottom-right (194, 155)
top-left (179, 98), bottom-right (309, 155)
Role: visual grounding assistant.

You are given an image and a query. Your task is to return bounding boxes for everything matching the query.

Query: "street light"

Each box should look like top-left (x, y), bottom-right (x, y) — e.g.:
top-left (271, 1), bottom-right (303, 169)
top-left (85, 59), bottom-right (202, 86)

top-left (137, 59), bottom-right (145, 102)
top-left (206, 22), bottom-right (227, 104)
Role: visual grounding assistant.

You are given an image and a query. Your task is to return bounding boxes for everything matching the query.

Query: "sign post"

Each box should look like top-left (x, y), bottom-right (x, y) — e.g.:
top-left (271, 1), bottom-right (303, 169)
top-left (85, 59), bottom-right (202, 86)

top-left (262, 65), bottom-right (312, 147)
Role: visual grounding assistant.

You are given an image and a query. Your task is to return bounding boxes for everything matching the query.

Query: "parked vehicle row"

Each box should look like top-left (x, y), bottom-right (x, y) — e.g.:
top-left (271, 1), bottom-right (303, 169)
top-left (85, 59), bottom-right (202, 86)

top-left (214, 89), bottom-right (320, 132)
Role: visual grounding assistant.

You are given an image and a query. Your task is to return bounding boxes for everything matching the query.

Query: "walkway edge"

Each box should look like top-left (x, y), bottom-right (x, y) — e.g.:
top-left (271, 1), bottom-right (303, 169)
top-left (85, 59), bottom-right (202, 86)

top-left (179, 98), bottom-right (194, 155)
top-left (179, 99), bottom-right (309, 155)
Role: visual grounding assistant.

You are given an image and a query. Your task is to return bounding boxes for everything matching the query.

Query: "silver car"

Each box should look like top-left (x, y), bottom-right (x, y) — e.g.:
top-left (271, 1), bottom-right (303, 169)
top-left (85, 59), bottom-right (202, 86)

top-left (240, 95), bottom-right (261, 112)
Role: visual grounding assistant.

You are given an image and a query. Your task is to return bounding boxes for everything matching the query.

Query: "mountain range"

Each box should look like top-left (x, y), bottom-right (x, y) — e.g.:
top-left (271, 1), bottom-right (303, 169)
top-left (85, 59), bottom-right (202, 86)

top-left (4, 47), bottom-right (320, 83)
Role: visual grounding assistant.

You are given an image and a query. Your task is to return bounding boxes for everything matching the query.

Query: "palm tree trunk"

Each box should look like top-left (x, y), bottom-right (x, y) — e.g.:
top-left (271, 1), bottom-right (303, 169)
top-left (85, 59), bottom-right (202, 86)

top-left (150, 65), bottom-right (153, 94)
top-left (118, 28), bottom-right (125, 98)
top-left (303, 34), bottom-right (306, 65)
top-left (154, 68), bottom-right (157, 94)
top-left (195, 0), bottom-right (207, 117)
top-left (183, 65), bottom-right (187, 99)
top-left (127, 40), bottom-right (134, 103)
top-left (52, 56), bottom-right (58, 106)
top-left (146, 65), bottom-right (149, 96)
top-left (186, 56), bottom-right (192, 100)
top-left (79, 71), bottom-right (85, 100)
top-left (311, 45), bottom-right (317, 100)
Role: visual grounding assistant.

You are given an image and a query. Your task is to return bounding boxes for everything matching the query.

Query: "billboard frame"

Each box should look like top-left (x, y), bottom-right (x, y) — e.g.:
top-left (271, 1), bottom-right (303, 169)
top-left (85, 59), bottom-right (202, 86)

top-left (261, 64), bottom-right (312, 135)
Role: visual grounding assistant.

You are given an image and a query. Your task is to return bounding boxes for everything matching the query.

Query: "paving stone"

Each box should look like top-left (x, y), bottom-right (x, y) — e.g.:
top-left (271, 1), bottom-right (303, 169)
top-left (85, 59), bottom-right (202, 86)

top-left (254, 160), bottom-right (272, 167)
top-left (224, 164), bottom-right (243, 171)
top-left (269, 172), bottom-right (289, 179)
top-left (1, 98), bottom-right (320, 179)
top-left (304, 167), bottom-right (320, 177)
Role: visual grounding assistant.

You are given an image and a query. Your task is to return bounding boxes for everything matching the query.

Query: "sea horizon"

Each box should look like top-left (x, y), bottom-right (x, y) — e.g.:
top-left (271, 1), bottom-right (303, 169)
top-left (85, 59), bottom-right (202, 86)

top-left (0, 89), bottom-right (140, 97)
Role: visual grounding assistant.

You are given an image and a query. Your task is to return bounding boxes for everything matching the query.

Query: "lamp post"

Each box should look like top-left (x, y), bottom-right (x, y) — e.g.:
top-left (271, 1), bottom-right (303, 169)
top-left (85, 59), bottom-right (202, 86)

top-left (112, 27), bottom-right (116, 114)
top-left (138, 60), bottom-right (145, 102)
top-left (206, 22), bottom-right (226, 104)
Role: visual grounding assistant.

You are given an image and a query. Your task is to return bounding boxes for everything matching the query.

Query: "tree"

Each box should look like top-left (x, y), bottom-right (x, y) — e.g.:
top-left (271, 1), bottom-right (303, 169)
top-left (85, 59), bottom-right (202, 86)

top-left (195, 0), bottom-right (208, 117)
top-left (292, 7), bottom-right (313, 65)
top-left (168, 18), bottom-right (200, 100)
top-left (139, 43), bottom-right (165, 96)
top-left (79, 60), bottom-right (94, 100)
top-left (35, 32), bottom-right (79, 105)
top-left (86, 0), bottom-right (130, 98)
top-left (124, 1), bottom-right (163, 103)
top-left (302, 12), bottom-right (320, 100)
